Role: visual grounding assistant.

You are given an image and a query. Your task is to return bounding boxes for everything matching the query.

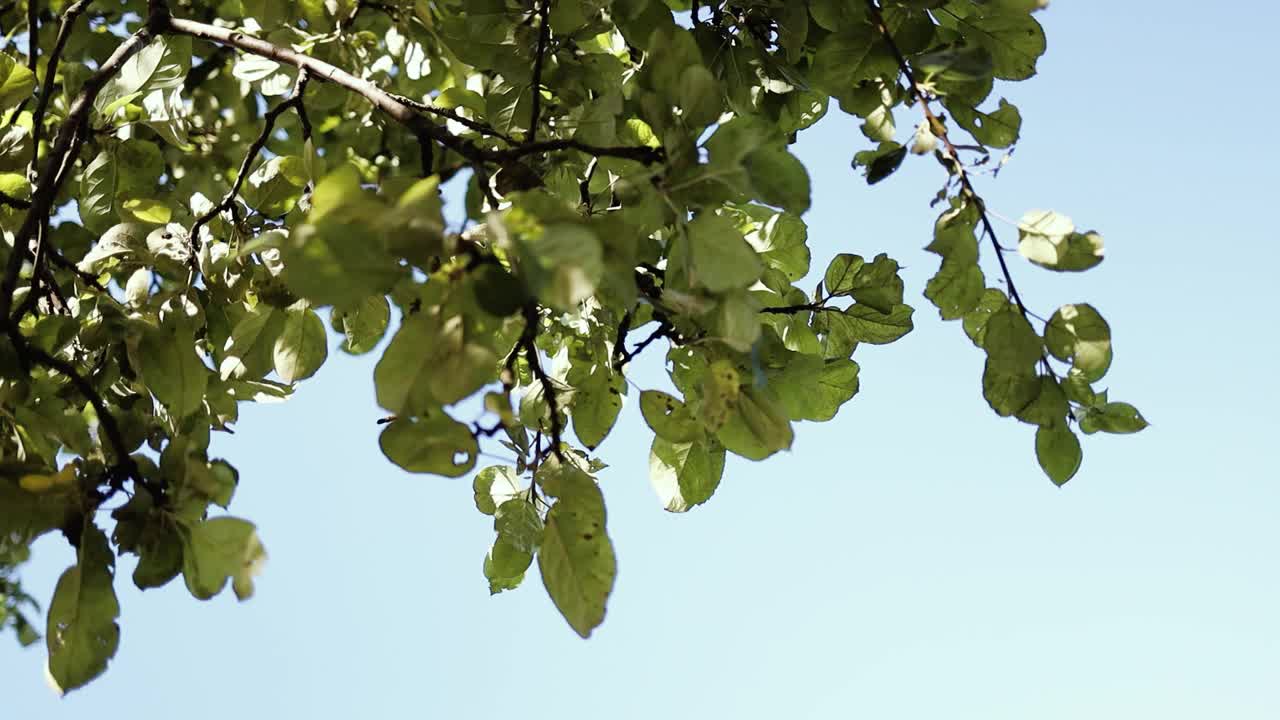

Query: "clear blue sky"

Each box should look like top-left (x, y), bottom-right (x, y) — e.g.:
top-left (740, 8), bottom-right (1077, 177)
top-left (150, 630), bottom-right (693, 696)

top-left (6, 2), bottom-right (1278, 716)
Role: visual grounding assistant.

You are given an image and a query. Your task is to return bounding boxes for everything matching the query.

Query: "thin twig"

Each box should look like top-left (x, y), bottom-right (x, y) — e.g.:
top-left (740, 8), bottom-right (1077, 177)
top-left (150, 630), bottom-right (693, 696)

top-left (610, 308), bottom-right (633, 371)
top-left (865, 0), bottom-right (1052, 376)
top-left (24, 0), bottom-right (35, 78)
top-left (527, 0), bottom-right (551, 144)
top-left (389, 92), bottom-right (518, 144)
top-left (0, 190), bottom-right (30, 209)
top-left (760, 302), bottom-right (840, 315)
top-left (188, 72), bottom-right (310, 256)
top-left (9, 331), bottom-right (158, 500)
top-left (519, 302), bottom-right (565, 463)
top-left (865, 0), bottom-right (1030, 316)
top-left (614, 321), bottom-right (673, 370)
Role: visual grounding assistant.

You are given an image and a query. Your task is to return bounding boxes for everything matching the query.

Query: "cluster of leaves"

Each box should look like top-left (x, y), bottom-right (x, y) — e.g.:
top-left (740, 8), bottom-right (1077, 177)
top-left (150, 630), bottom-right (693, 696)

top-left (0, 0), bottom-right (1145, 691)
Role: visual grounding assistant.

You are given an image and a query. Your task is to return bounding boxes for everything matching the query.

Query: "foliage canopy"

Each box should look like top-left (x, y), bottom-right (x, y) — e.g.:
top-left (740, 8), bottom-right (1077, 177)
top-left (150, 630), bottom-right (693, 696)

top-left (0, 0), bottom-right (1146, 692)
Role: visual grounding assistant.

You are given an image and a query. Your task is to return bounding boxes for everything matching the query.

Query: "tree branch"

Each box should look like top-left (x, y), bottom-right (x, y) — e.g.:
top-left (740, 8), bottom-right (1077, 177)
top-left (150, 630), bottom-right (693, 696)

top-left (162, 15), bottom-right (664, 168)
top-left (389, 92), bottom-right (518, 144)
top-left (760, 302), bottom-right (839, 315)
top-left (527, 0), bottom-right (551, 144)
top-left (7, 331), bottom-right (155, 499)
top-left (24, 0), bottom-right (36, 78)
top-left (865, 0), bottom-right (1051, 375)
top-left (0, 23), bottom-right (154, 323)
top-left (0, 191), bottom-right (30, 209)
top-left (613, 320), bottom-right (673, 371)
top-left (189, 71), bottom-right (311, 256)
top-left (181, 44), bottom-right (232, 93)
top-left (519, 302), bottom-right (566, 463)
top-left (30, 0), bottom-right (95, 177)
top-left (865, 0), bottom-right (1030, 317)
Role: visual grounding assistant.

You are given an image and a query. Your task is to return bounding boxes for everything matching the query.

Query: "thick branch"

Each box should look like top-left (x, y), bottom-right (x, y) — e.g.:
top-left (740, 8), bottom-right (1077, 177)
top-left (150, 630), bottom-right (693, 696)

top-left (30, 0), bottom-right (95, 176)
top-left (164, 16), bottom-right (479, 160)
top-left (162, 15), bottom-right (664, 167)
top-left (0, 23), bottom-right (154, 323)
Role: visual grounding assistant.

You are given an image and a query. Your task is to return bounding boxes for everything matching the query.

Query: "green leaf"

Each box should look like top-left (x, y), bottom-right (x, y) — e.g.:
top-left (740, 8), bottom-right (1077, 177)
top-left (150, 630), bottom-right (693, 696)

top-left (95, 36), bottom-right (191, 116)
top-left (538, 468), bottom-right (615, 638)
top-left (219, 306), bottom-right (285, 381)
top-left (823, 254), bottom-right (865, 295)
top-left (639, 390), bottom-right (703, 443)
top-left (374, 313), bottom-right (444, 415)
top-left (747, 211), bottom-right (810, 281)
top-left (378, 415), bottom-right (479, 477)
top-left (982, 308), bottom-right (1042, 370)
top-left (0, 53), bottom-right (36, 112)
top-left (484, 537), bottom-right (532, 595)
top-left (273, 306), bottom-right (328, 384)
top-left (120, 198), bottom-right (171, 224)
top-left (1018, 210), bottom-right (1104, 272)
top-left (943, 7), bottom-right (1046, 81)
top-left (471, 264), bottom-right (527, 317)
top-left (180, 517), bottom-right (267, 601)
top-left (1055, 232), bottom-right (1106, 272)
top-left (948, 98), bottom-right (1022, 149)
top-left (45, 524), bottom-right (120, 695)
top-left (770, 356), bottom-right (860, 422)
top-left (473, 466), bottom-right (525, 516)
top-left (485, 78), bottom-right (533, 136)
top-left (840, 303), bottom-right (915, 345)
top-left (717, 386), bottom-right (793, 461)
top-left (1079, 402), bottom-right (1149, 435)
top-left (847, 254), bottom-right (905, 313)
top-left (138, 323), bottom-right (208, 419)
top-left (494, 499), bottom-right (544, 555)
top-left (981, 359), bottom-right (1040, 417)
top-left (744, 145), bottom-right (811, 214)
top-left (676, 64), bottom-right (722, 128)
top-left (78, 152), bottom-right (120, 234)
top-left (649, 436), bottom-right (725, 512)
top-left (854, 142), bottom-right (907, 184)
top-left (571, 369), bottom-right (624, 451)
top-left (517, 222), bottom-right (604, 311)
top-left (810, 24), bottom-right (896, 95)
top-left (1044, 303), bottom-right (1112, 381)
top-left (1016, 376), bottom-right (1069, 428)
top-left (243, 156), bottom-right (309, 217)
top-left (282, 221), bottom-right (406, 308)
top-left (1036, 423), bottom-right (1082, 486)
top-left (686, 212), bottom-right (763, 293)
top-left (962, 288), bottom-right (1008, 347)
top-left (925, 259), bottom-right (985, 320)
top-left (333, 295), bottom-right (391, 355)
top-left (928, 203), bottom-right (980, 264)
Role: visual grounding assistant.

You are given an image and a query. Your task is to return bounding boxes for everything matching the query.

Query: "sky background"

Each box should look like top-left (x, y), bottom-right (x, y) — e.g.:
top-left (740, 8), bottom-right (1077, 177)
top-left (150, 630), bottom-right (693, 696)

top-left (5, 2), bottom-right (1279, 717)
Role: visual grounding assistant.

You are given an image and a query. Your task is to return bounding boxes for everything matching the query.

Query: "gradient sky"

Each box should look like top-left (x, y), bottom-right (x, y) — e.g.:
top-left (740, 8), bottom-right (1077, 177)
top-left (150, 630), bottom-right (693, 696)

top-left (4, 2), bottom-right (1278, 717)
